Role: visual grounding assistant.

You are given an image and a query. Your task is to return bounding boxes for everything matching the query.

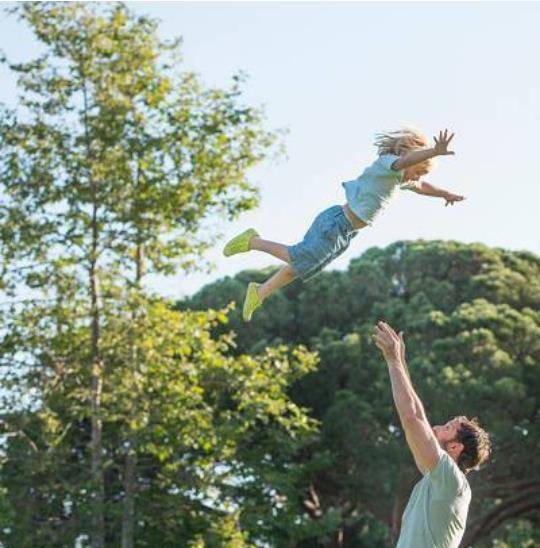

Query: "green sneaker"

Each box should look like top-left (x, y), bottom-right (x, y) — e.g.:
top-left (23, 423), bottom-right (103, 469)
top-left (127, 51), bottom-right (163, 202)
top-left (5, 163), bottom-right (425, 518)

top-left (223, 228), bottom-right (259, 257)
top-left (242, 282), bottom-right (262, 322)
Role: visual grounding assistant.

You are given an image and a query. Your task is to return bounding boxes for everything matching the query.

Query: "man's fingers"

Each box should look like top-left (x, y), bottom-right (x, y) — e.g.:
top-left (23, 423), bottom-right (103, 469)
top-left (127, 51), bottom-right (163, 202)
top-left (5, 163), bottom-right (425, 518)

top-left (377, 321), bottom-right (391, 335)
top-left (378, 321), bottom-right (399, 340)
top-left (383, 321), bottom-right (398, 337)
top-left (372, 332), bottom-right (386, 350)
top-left (376, 321), bottom-right (403, 351)
top-left (374, 327), bottom-right (390, 344)
top-left (374, 323), bottom-right (390, 342)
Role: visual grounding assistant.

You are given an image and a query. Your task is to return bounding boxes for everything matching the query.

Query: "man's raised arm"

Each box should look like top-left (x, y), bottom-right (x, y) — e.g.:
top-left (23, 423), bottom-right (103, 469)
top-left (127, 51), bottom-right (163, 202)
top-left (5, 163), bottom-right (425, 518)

top-left (373, 321), bottom-right (440, 472)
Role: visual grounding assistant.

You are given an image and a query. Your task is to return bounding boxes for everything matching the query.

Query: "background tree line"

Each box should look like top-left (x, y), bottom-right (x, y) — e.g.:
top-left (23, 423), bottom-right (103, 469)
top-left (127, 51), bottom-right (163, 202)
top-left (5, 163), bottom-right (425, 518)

top-left (185, 240), bottom-right (540, 547)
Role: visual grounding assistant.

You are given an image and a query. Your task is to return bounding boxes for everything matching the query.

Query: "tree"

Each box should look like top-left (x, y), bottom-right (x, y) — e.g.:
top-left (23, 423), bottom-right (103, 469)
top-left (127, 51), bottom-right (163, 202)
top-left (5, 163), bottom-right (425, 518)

top-left (0, 2), bottom-right (278, 545)
top-left (0, 296), bottom-right (318, 546)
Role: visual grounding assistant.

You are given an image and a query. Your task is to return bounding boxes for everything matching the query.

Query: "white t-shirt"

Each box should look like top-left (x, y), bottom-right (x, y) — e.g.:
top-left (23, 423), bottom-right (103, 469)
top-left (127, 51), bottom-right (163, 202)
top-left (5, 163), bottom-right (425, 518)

top-left (342, 154), bottom-right (408, 224)
top-left (397, 448), bottom-right (471, 548)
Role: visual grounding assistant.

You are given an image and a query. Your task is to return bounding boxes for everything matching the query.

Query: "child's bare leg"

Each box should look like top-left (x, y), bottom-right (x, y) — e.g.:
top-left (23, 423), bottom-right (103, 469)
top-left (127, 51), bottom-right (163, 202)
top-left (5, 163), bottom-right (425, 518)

top-left (250, 237), bottom-right (291, 264)
top-left (258, 265), bottom-right (296, 301)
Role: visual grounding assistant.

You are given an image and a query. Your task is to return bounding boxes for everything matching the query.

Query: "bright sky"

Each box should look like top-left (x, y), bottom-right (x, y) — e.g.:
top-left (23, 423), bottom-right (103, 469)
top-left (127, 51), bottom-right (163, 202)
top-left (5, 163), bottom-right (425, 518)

top-left (1, 2), bottom-right (539, 298)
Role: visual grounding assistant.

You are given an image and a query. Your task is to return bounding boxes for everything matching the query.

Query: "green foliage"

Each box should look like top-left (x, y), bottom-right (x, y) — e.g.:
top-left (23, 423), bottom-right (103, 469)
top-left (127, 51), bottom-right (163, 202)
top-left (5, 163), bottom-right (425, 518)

top-left (0, 1), bottom-right (280, 290)
top-left (0, 2), bottom-right (294, 547)
top-left (489, 519), bottom-right (540, 547)
top-left (0, 297), bottom-right (318, 546)
top-left (186, 240), bottom-right (540, 546)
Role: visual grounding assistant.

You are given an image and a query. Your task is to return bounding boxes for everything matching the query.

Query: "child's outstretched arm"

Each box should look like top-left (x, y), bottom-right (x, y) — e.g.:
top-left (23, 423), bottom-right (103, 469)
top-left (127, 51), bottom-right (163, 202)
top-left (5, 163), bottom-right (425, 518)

top-left (405, 181), bottom-right (465, 206)
top-left (393, 129), bottom-right (454, 170)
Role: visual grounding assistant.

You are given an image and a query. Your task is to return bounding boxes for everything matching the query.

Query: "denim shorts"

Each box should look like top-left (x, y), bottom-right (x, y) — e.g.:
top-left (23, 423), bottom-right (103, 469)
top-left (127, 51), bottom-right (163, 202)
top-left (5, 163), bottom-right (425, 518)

top-left (288, 205), bottom-right (357, 281)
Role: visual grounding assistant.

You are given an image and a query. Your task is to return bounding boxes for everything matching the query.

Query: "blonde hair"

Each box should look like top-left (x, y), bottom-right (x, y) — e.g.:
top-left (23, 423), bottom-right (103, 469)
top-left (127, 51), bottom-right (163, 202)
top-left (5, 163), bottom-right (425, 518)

top-left (374, 127), bottom-right (435, 171)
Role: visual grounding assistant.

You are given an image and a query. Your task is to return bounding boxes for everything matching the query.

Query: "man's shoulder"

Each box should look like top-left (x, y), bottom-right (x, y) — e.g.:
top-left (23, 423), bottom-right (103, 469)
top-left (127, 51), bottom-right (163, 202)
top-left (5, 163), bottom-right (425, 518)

top-left (429, 451), bottom-right (470, 498)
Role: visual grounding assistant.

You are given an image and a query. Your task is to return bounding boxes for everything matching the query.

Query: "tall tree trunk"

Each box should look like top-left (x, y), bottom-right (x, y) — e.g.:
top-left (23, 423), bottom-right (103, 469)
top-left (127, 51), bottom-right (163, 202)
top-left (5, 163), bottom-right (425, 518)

top-left (84, 79), bottom-right (105, 548)
top-left (121, 448), bottom-right (137, 548)
top-left (90, 211), bottom-right (105, 548)
top-left (121, 244), bottom-right (145, 547)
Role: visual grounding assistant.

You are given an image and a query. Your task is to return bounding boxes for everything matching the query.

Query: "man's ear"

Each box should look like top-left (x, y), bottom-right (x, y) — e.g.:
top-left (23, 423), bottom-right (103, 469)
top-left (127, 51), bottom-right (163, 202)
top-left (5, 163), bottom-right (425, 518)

top-left (448, 441), bottom-right (464, 458)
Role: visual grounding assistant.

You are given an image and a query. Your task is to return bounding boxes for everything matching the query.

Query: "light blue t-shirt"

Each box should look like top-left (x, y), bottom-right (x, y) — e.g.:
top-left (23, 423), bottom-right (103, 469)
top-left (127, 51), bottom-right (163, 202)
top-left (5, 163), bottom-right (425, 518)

top-left (342, 154), bottom-right (406, 224)
top-left (397, 449), bottom-right (471, 548)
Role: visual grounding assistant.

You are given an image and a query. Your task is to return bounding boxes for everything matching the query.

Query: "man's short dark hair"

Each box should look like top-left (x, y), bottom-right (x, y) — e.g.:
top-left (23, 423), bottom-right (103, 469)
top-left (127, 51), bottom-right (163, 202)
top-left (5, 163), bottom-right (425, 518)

top-left (455, 417), bottom-right (491, 473)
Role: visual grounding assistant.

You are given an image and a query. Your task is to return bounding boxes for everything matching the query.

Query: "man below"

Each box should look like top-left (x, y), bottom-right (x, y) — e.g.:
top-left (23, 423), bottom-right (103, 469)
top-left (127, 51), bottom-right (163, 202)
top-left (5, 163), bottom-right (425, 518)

top-left (373, 321), bottom-right (491, 548)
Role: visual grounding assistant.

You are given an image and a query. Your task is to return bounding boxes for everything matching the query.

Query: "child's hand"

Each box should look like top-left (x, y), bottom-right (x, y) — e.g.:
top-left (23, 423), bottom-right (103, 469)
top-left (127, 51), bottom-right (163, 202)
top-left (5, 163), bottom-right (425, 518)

top-left (444, 193), bottom-right (465, 206)
top-left (433, 129), bottom-right (455, 156)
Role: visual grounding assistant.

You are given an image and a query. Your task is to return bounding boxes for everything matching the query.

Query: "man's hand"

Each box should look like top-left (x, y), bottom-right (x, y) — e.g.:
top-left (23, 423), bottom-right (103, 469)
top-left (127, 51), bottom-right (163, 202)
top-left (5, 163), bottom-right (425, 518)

top-left (433, 129), bottom-right (455, 156)
top-left (373, 321), bottom-right (405, 363)
top-left (444, 192), bottom-right (465, 206)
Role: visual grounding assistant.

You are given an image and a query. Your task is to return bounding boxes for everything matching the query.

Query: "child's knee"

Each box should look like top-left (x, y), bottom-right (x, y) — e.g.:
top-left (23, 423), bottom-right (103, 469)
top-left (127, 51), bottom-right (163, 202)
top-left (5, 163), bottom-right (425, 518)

top-left (285, 265), bottom-right (296, 279)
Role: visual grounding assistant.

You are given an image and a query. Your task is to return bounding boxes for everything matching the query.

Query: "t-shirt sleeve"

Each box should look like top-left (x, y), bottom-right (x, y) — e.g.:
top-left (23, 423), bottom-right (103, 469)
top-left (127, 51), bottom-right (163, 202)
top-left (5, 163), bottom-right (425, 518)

top-left (376, 154), bottom-right (401, 172)
top-left (429, 449), bottom-right (465, 500)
